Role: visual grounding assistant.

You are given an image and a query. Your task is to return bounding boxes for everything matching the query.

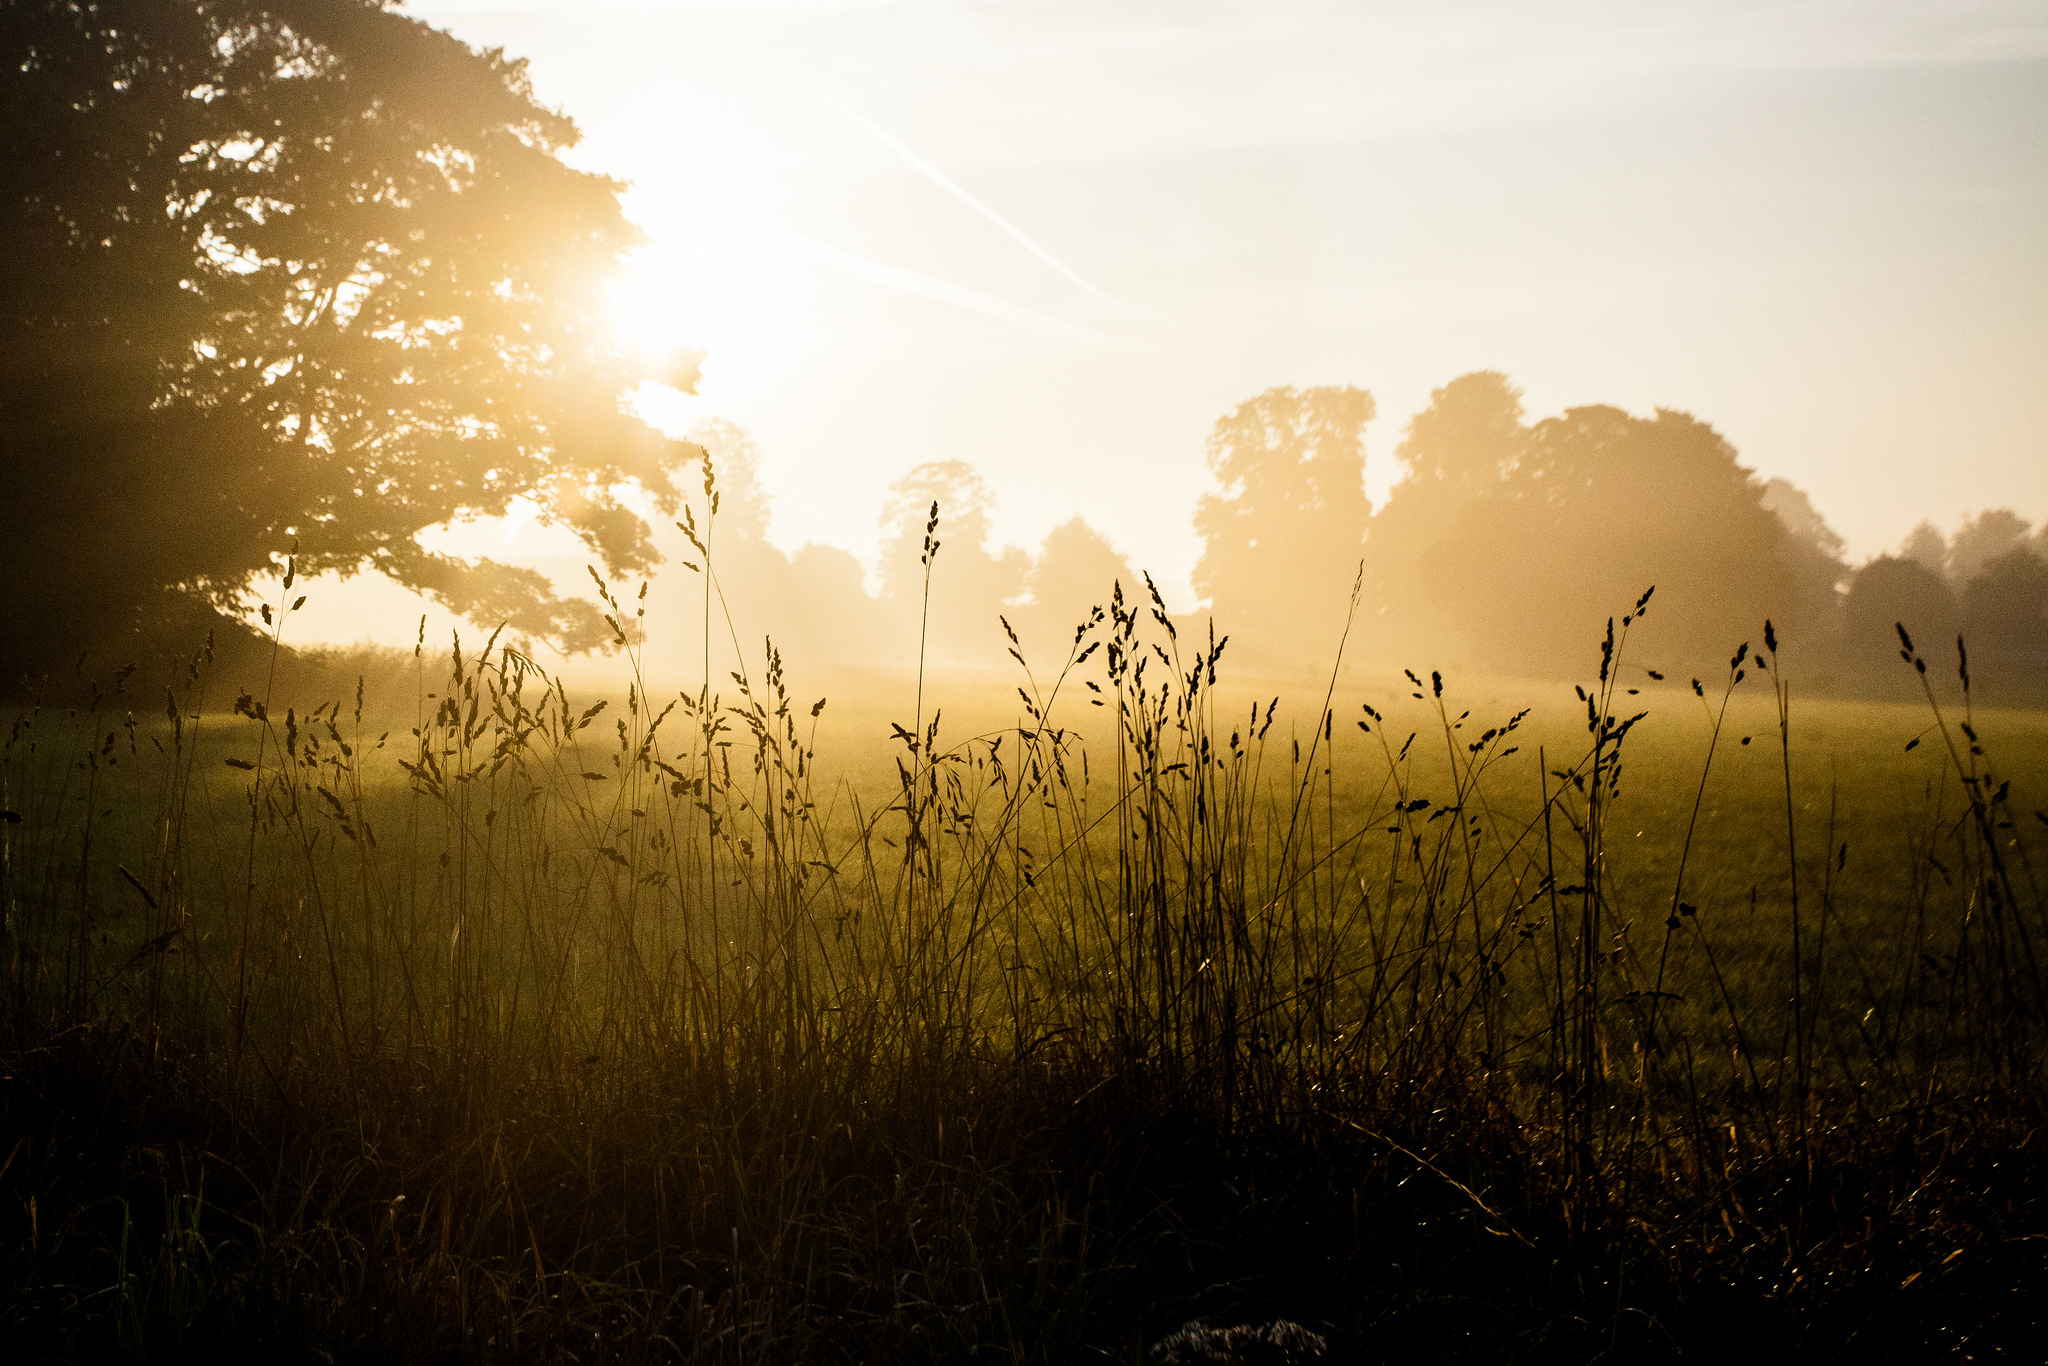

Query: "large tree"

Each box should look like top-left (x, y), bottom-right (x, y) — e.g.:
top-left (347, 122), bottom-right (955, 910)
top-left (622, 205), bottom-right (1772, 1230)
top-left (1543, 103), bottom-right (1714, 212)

top-left (1423, 405), bottom-right (1826, 676)
top-left (1357, 371), bottom-right (1526, 661)
top-left (1192, 384), bottom-right (1375, 659)
top-left (1961, 547), bottom-right (2048, 666)
top-left (1948, 509), bottom-right (2034, 585)
top-left (1843, 555), bottom-right (1959, 674)
top-left (1, 0), bottom-right (687, 679)
top-left (1015, 516), bottom-right (1133, 668)
top-left (878, 461), bottom-right (1027, 668)
top-left (1759, 475), bottom-right (1850, 650)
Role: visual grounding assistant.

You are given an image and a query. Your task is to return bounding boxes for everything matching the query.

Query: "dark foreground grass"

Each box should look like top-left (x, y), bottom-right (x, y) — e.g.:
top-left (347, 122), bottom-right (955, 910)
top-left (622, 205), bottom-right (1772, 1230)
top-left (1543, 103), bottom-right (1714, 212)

top-left (2, 568), bottom-right (2043, 1362)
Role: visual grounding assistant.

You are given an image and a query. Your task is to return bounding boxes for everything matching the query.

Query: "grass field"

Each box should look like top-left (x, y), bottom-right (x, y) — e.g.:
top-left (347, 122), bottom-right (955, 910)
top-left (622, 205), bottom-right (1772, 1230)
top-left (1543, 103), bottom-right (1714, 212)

top-left (2, 584), bottom-right (2043, 1362)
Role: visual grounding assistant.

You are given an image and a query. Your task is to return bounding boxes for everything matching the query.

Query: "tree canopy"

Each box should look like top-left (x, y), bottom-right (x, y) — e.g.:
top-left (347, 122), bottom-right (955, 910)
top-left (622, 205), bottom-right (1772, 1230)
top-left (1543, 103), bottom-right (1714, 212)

top-left (1392, 369), bottom-right (1525, 496)
top-left (1948, 510), bottom-right (2034, 585)
top-left (1843, 555), bottom-right (1959, 670)
top-left (1, 0), bottom-right (688, 679)
top-left (1014, 516), bottom-right (1132, 667)
top-left (1422, 405), bottom-right (1825, 675)
top-left (879, 461), bottom-right (1028, 668)
top-left (1357, 371), bottom-right (1525, 658)
top-left (1192, 384), bottom-right (1375, 658)
top-left (1962, 548), bottom-right (2048, 665)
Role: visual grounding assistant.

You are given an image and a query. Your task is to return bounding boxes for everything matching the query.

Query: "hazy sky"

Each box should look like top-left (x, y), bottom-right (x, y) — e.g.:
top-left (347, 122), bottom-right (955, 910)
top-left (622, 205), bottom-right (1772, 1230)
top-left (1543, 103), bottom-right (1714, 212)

top-left (320, 0), bottom-right (2048, 640)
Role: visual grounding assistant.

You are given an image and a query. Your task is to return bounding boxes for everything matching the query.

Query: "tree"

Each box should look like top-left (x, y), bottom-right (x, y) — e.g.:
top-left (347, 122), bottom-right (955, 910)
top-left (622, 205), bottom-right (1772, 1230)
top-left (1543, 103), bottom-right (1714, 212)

top-left (1759, 476), bottom-right (1849, 650)
top-left (1948, 509), bottom-right (2033, 584)
top-left (1359, 371), bottom-right (1525, 661)
top-left (1424, 406), bottom-right (1819, 676)
top-left (1842, 555), bottom-right (1959, 673)
top-left (1014, 517), bottom-right (1133, 668)
top-left (1192, 385), bottom-right (1375, 659)
top-left (1, 0), bottom-right (687, 680)
top-left (1961, 548), bottom-right (2048, 666)
top-left (1760, 478), bottom-right (1847, 565)
top-left (634, 421), bottom-right (888, 678)
top-left (1899, 521), bottom-right (1950, 577)
top-left (1391, 370), bottom-right (1526, 497)
top-left (687, 420), bottom-right (774, 548)
top-left (879, 461), bottom-right (1027, 668)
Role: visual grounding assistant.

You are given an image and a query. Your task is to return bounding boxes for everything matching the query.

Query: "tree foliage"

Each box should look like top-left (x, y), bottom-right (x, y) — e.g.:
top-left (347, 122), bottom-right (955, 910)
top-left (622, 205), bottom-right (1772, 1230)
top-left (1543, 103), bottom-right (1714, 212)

top-left (1016, 516), bottom-right (1132, 665)
top-left (1899, 521), bottom-right (1951, 576)
top-left (1193, 385), bottom-right (1375, 655)
top-left (1358, 371), bottom-right (1525, 657)
top-left (1948, 510), bottom-right (2034, 586)
top-left (879, 461), bottom-right (1027, 667)
top-left (1392, 370), bottom-right (1525, 496)
top-left (1423, 405), bottom-right (1820, 675)
top-left (1962, 548), bottom-right (2048, 664)
top-left (1843, 555), bottom-right (1959, 667)
top-left (1, 0), bottom-right (687, 677)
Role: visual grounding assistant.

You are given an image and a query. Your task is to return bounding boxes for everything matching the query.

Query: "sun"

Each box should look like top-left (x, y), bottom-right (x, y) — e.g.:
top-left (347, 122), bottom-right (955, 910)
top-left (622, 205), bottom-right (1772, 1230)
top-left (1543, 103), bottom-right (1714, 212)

top-left (605, 200), bottom-right (793, 402)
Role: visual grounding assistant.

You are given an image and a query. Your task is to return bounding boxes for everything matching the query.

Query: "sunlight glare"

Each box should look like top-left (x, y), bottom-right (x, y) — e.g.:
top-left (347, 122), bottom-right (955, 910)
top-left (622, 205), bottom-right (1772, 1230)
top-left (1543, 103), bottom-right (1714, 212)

top-left (606, 196), bottom-right (795, 425)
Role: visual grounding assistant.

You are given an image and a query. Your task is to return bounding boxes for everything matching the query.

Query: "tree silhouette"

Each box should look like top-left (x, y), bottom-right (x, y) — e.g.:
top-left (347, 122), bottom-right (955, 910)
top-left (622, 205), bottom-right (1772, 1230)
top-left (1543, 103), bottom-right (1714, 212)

top-left (879, 461), bottom-right (1026, 668)
top-left (1759, 476), bottom-right (1849, 651)
top-left (688, 421), bottom-right (774, 549)
top-left (1015, 517), bottom-right (1133, 668)
top-left (1948, 509), bottom-right (2033, 585)
top-left (1425, 406), bottom-right (1821, 676)
top-left (1899, 521), bottom-right (1950, 576)
top-left (1843, 555), bottom-right (1959, 671)
top-left (1760, 478), bottom-right (1847, 565)
top-left (1, 0), bottom-right (687, 679)
top-left (1392, 370), bottom-right (1526, 496)
top-left (1192, 385), bottom-right (1375, 658)
top-left (1359, 371), bottom-right (1525, 659)
top-left (1961, 547), bottom-right (2048, 666)
top-left (637, 421), bottom-right (887, 676)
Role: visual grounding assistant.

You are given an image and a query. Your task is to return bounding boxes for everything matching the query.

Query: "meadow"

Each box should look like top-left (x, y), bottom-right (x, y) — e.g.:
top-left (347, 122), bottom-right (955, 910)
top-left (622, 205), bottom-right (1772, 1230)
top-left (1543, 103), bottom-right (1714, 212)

top-left (2, 573), bottom-right (2042, 1362)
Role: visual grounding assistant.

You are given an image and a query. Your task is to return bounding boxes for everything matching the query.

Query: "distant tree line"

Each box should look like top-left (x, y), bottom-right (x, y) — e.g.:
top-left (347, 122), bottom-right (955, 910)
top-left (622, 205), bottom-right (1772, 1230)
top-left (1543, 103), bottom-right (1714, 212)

top-left (581, 375), bottom-right (2044, 700)
top-left (612, 423), bottom-right (1138, 684)
top-left (1845, 510), bottom-right (2048, 675)
top-left (1188, 373), bottom-right (2045, 685)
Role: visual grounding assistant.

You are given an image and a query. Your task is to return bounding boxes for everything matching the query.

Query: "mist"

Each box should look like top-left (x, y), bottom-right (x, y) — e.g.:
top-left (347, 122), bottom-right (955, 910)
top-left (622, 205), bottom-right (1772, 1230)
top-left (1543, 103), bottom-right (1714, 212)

top-left (315, 380), bottom-right (2042, 718)
top-left (6, 4), bottom-right (2046, 1361)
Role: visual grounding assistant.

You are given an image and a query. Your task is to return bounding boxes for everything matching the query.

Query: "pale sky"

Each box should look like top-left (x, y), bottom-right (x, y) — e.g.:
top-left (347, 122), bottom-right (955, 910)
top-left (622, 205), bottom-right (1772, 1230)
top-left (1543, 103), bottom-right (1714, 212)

top-left (311, 0), bottom-right (2048, 643)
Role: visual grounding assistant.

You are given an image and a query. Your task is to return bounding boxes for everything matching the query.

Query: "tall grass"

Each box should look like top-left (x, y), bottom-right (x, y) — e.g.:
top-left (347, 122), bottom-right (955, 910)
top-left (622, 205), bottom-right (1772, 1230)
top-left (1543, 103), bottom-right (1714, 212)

top-left (1, 537), bottom-right (2042, 1362)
